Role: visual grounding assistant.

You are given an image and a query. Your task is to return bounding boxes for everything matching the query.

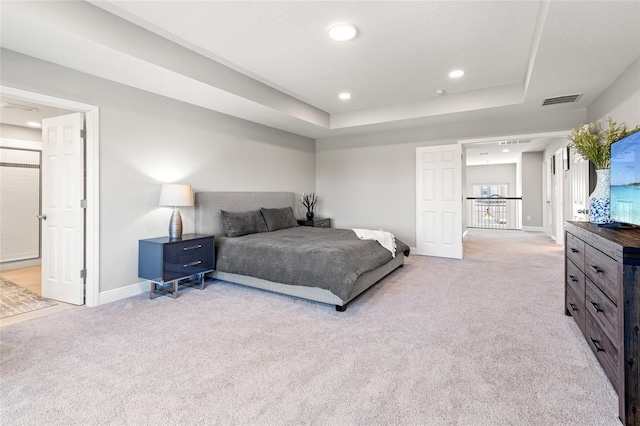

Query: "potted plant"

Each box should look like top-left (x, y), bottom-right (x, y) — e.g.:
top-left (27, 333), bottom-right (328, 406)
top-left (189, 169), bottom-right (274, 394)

top-left (568, 117), bottom-right (640, 223)
top-left (301, 192), bottom-right (318, 220)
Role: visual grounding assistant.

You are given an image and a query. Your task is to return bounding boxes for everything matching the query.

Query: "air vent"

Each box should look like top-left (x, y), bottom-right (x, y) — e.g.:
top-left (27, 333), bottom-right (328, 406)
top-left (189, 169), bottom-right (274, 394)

top-left (498, 140), bottom-right (530, 145)
top-left (479, 152), bottom-right (489, 156)
top-left (541, 94), bottom-right (583, 106)
top-left (0, 102), bottom-right (39, 112)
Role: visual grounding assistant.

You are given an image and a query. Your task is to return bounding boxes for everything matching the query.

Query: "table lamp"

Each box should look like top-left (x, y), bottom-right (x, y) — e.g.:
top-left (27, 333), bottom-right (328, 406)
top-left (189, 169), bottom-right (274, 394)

top-left (159, 184), bottom-right (193, 239)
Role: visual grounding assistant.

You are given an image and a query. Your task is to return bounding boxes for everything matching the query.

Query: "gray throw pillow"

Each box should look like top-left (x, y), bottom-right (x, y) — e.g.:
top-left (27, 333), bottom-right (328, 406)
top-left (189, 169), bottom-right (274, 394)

top-left (220, 210), bottom-right (268, 237)
top-left (260, 207), bottom-right (299, 232)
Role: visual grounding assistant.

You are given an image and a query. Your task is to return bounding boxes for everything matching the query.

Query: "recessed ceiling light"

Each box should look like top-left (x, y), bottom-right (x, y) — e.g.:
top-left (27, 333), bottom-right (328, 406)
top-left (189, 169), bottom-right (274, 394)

top-left (338, 92), bottom-right (352, 100)
top-left (449, 69), bottom-right (464, 79)
top-left (328, 22), bottom-right (358, 41)
top-left (502, 149), bottom-right (510, 153)
top-left (435, 89), bottom-right (446, 95)
top-left (27, 121), bottom-right (42, 128)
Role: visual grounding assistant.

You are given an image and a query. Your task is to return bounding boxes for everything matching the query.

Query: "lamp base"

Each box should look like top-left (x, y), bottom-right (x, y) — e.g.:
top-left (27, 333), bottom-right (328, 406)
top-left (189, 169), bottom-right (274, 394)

top-left (169, 207), bottom-right (183, 239)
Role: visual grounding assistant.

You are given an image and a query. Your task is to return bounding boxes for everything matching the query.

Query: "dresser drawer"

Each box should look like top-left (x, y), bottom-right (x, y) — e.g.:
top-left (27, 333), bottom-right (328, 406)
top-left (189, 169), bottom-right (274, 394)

top-left (566, 233), bottom-right (585, 271)
top-left (164, 250), bottom-right (214, 281)
top-left (566, 286), bottom-right (586, 335)
top-left (585, 279), bottom-right (618, 346)
top-left (164, 237), bottom-right (214, 258)
top-left (566, 259), bottom-right (585, 305)
top-left (585, 312), bottom-right (620, 392)
top-left (585, 245), bottom-right (619, 305)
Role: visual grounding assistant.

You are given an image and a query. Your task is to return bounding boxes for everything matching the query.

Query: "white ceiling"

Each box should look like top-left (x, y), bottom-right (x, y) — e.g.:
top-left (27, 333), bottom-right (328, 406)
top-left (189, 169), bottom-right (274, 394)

top-left (1, 1), bottom-right (639, 160)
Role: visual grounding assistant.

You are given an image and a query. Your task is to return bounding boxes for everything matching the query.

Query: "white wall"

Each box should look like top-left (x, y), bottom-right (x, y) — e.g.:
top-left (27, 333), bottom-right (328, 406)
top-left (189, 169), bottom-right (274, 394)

top-left (0, 124), bottom-right (41, 141)
top-left (1, 49), bottom-right (316, 293)
top-left (317, 109), bottom-right (586, 246)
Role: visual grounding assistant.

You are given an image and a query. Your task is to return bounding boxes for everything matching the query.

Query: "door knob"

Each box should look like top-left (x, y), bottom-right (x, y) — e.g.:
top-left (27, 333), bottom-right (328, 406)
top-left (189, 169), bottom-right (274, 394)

top-left (37, 214), bottom-right (47, 220)
top-left (577, 209), bottom-right (588, 214)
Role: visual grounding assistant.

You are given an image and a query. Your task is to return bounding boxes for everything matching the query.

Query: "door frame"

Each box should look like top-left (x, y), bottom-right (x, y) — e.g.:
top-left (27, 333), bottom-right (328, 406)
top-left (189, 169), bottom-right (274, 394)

top-left (2, 86), bottom-right (100, 307)
top-left (460, 130), bottom-right (570, 240)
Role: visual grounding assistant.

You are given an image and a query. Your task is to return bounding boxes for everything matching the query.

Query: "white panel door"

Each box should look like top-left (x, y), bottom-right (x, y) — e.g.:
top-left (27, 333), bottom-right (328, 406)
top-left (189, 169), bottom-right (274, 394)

top-left (416, 144), bottom-right (463, 259)
top-left (41, 113), bottom-right (85, 305)
top-left (570, 148), bottom-right (590, 222)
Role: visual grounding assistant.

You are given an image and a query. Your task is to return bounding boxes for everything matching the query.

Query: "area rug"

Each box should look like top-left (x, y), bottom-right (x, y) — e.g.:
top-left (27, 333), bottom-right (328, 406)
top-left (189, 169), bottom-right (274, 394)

top-left (0, 276), bottom-right (56, 319)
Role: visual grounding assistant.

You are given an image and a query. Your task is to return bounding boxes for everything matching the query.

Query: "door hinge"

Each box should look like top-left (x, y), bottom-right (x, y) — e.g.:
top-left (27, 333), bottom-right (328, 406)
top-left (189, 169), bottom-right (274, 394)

top-left (80, 129), bottom-right (86, 139)
top-left (80, 269), bottom-right (87, 279)
top-left (80, 199), bottom-right (87, 208)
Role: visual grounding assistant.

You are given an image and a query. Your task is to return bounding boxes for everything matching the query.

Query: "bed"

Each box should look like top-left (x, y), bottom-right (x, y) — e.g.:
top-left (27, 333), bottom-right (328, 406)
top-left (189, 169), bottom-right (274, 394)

top-left (194, 192), bottom-right (409, 311)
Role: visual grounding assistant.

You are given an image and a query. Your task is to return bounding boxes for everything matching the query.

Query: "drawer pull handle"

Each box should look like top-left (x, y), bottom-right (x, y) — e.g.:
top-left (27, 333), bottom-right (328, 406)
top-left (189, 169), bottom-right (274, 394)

top-left (590, 265), bottom-right (603, 274)
top-left (590, 301), bottom-right (604, 313)
top-left (570, 248), bottom-right (579, 253)
top-left (590, 338), bottom-right (605, 353)
top-left (569, 303), bottom-right (578, 312)
top-left (183, 260), bottom-right (202, 267)
top-left (183, 244), bottom-right (203, 251)
top-left (569, 275), bottom-right (578, 283)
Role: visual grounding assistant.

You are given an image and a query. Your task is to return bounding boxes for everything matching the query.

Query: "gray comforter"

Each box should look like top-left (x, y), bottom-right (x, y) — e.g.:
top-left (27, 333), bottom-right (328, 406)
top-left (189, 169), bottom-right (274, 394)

top-left (215, 227), bottom-right (410, 302)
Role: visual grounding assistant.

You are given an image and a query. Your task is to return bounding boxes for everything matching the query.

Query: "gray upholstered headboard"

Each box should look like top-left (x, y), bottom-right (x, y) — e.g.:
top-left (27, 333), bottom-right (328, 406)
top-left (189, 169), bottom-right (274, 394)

top-left (194, 192), bottom-right (296, 237)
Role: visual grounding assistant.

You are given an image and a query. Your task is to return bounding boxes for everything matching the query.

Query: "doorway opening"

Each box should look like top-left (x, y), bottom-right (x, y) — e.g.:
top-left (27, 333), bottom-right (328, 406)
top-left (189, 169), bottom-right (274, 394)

top-left (0, 86), bottom-right (100, 307)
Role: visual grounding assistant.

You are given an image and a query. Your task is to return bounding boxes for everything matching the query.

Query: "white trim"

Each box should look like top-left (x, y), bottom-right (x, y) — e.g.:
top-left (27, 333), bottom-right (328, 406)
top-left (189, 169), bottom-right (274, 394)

top-left (458, 130), bottom-right (570, 146)
top-left (99, 281), bottom-right (150, 305)
top-left (522, 226), bottom-right (545, 232)
top-left (1, 86), bottom-right (101, 307)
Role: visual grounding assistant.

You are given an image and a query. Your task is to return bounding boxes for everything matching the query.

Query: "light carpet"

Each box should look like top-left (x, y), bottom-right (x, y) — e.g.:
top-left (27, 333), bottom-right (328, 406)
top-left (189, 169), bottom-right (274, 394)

top-left (0, 229), bottom-right (619, 425)
top-left (0, 276), bottom-right (56, 319)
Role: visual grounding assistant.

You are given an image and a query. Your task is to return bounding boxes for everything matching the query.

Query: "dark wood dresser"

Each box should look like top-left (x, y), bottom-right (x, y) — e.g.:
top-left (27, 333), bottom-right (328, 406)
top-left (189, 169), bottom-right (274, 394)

top-left (564, 221), bottom-right (640, 425)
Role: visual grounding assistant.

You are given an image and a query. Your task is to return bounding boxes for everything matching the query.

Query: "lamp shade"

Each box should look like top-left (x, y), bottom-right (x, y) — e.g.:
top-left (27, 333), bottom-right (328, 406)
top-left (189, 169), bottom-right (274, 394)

top-left (159, 184), bottom-right (193, 207)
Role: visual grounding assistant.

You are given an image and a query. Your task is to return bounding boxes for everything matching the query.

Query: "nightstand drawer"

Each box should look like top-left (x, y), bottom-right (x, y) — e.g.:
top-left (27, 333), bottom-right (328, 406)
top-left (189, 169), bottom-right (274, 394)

top-left (585, 245), bottom-right (619, 304)
top-left (164, 251), bottom-right (214, 281)
top-left (566, 233), bottom-right (585, 271)
top-left (297, 218), bottom-right (331, 227)
top-left (566, 259), bottom-right (585, 305)
top-left (164, 237), bottom-right (213, 258)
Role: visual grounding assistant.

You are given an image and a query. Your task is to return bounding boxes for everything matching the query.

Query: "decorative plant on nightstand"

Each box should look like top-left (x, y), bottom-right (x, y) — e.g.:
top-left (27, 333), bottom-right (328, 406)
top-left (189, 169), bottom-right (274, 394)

top-left (301, 192), bottom-right (318, 220)
top-left (568, 116), bottom-right (640, 224)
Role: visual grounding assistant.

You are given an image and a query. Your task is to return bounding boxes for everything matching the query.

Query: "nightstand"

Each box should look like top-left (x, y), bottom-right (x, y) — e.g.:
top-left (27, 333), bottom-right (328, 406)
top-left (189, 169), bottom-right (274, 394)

top-left (138, 234), bottom-right (215, 299)
top-left (297, 218), bottom-right (331, 228)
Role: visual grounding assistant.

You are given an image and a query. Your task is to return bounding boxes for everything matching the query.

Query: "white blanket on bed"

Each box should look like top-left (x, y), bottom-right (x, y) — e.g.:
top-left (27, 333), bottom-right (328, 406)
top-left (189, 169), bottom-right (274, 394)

top-left (352, 228), bottom-right (397, 258)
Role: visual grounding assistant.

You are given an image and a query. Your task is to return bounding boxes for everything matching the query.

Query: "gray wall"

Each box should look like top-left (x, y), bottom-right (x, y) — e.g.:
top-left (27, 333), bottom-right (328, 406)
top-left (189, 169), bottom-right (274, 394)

top-left (466, 164), bottom-right (517, 197)
top-left (317, 110), bottom-right (586, 246)
top-left (587, 58), bottom-right (640, 126)
top-left (1, 49), bottom-right (315, 293)
top-left (521, 152), bottom-right (543, 227)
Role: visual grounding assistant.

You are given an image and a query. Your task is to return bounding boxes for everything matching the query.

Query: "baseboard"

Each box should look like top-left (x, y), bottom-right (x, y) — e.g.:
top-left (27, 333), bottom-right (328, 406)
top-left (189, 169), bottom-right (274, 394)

top-left (522, 226), bottom-right (545, 232)
top-left (0, 258), bottom-right (41, 271)
top-left (98, 280), bottom-right (149, 305)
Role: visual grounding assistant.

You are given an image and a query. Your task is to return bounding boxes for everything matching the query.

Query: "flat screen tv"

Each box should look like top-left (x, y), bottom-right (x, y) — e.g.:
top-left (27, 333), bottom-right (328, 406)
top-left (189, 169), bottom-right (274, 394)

top-left (610, 130), bottom-right (640, 226)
